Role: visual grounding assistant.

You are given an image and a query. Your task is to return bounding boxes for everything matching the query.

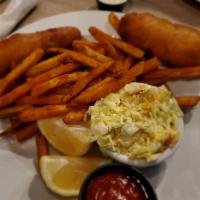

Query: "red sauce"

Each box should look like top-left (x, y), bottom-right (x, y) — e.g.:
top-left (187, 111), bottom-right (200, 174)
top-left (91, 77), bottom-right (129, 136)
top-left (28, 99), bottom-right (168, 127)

top-left (85, 171), bottom-right (147, 200)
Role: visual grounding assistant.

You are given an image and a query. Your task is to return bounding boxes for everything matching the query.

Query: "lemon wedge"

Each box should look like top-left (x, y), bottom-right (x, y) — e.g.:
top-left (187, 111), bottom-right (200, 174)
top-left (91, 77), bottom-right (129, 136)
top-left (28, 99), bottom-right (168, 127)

top-left (37, 118), bottom-right (92, 156)
top-left (40, 155), bottom-right (109, 196)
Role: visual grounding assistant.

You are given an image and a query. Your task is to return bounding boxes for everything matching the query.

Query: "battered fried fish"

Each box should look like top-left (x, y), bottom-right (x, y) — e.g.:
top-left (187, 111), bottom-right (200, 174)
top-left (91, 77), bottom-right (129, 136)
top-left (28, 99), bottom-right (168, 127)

top-left (119, 12), bottom-right (200, 67)
top-left (0, 27), bottom-right (81, 76)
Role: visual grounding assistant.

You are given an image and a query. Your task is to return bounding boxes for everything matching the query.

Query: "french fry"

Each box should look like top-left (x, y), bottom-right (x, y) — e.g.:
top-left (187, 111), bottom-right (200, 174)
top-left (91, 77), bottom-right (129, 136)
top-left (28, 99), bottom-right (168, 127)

top-left (0, 48), bottom-right (44, 95)
top-left (46, 47), bottom-right (68, 54)
top-left (31, 72), bottom-right (88, 97)
top-left (29, 62), bottom-right (81, 85)
top-left (108, 12), bottom-right (120, 32)
top-left (0, 83), bottom-right (31, 108)
top-left (109, 57), bottom-right (133, 77)
top-left (175, 96), bottom-right (200, 107)
top-left (36, 133), bottom-right (49, 161)
top-left (141, 65), bottom-right (200, 81)
top-left (143, 57), bottom-right (160, 74)
top-left (72, 40), bottom-right (102, 49)
top-left (18, 105), bottom-right (71, 122)
top-left (53, 85), bottom-right (71, 95)
top-left (142, 78), bottom-right (167, 86)
top-left (26, 52), bottom-right (72, 77)
top-left (72, 40), bottom-right (100, 49)
top-left (99, 39), bottom-right (121, 60)
top-left (86, 77), bottom-right (104, 88)
top-left (109, 60), bottom-right (125, 77)
top-left (81, 46), bottom-right (112, 63)
top-left (42, 48), bottom-right (103, 68)
top-left (61, 61), bottom-right (113, 103)
top-left (0, 120), bottom-right (22, 136)
top-left (63, 109), bottom-right (86, 124)
top-left (0, 105), bottom-right (32, 118)
top-left (123, 56), bottom-right (134, 71)
top-left (72, 40), bottom-right (106, 54)
top-left (5, 79), bottom-right (24, 94)
top-left (16, 94), bottom-right (67, 105)
top-left (89, 26), bottom-right (144, 58)
top-left (61, 49), bottom-right (104, 67)
top-left (85, 77), bottom-right (114, 93)
top-left (73, 61), bottom-right (144, 104)
top-left (15, 123), bottom-right (38, 142)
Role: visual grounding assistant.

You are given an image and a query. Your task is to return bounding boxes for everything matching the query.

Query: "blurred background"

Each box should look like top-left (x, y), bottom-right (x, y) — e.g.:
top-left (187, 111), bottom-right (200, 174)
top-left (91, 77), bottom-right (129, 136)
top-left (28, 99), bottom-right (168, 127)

top-left (0, 0), bottom-right (200, 30)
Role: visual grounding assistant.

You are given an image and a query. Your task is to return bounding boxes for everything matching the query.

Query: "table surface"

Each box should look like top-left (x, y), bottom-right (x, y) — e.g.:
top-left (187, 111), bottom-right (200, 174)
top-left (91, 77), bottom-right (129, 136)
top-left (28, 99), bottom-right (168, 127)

top-left (0, 0), bottom-right (200, 33)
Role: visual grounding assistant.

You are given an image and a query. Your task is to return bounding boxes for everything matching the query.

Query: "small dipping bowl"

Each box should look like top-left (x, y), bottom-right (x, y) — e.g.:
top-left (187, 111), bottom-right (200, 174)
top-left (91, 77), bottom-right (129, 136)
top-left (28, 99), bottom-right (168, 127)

top-left (96, 0), bottom-right (128, 11)
top-left (79, 163), bottom-right (157, 200)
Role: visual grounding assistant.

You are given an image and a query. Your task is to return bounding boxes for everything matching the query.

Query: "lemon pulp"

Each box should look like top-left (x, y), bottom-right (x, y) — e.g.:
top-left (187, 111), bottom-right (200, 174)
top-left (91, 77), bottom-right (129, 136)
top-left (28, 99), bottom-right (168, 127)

top-left (37, 118), bottom-right (92, 156)
top-left (40, 155), bottom-right (109, 196)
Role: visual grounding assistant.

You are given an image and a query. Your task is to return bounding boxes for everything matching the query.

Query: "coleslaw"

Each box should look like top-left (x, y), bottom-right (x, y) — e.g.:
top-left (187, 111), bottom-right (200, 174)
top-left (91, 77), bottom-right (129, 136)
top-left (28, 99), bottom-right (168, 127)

top-left (88, 82), bottom-right (183, 161)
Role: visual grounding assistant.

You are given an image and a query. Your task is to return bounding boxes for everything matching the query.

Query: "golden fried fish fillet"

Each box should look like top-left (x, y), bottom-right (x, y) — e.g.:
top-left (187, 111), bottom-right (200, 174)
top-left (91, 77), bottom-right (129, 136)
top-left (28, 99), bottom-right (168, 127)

top-left (119, 12), bottom-right (200, 67)
top-left (0, 27), bottom-right (81, 76)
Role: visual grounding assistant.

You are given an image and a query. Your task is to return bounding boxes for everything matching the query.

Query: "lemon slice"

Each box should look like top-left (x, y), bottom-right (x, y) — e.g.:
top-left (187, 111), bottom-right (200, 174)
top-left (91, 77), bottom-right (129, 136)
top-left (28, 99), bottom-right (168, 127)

top-left (40, 155), bottom-right (109, 196)
top-left (37, 118), bottom-right (92, 156)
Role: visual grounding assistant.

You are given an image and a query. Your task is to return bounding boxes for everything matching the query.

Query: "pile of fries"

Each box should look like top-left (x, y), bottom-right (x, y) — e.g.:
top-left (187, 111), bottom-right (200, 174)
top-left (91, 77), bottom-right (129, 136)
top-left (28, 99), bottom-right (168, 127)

top-left (0, 13), bottom-right (199, 160)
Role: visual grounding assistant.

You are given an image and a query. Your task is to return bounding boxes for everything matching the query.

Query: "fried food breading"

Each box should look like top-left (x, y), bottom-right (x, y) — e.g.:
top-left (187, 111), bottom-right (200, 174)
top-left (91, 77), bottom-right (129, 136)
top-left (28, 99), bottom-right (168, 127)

top-left (0, 27), bottom-right (81, 76)
top-left (119, 12), bottom-right (200, 67)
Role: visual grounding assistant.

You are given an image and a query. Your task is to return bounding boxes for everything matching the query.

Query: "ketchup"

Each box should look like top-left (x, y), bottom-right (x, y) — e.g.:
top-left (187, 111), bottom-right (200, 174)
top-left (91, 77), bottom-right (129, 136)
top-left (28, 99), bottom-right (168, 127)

top-left (85, 170), bottom-right (147, 200)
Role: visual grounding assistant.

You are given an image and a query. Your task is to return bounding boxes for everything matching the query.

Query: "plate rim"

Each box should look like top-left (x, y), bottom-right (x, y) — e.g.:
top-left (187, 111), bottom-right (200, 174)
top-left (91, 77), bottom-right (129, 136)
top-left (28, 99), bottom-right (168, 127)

top-left (14, 10), bottom-right (124, 34)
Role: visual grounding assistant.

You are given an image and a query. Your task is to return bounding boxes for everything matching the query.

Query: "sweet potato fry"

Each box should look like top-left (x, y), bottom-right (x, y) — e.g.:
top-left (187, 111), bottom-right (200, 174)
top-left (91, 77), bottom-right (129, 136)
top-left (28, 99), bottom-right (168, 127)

top-left (73, 61), bottom-right (144, 104)
top-left (53, 85), bottom-right (71, 95)
top-left (15, 123), bottom-right (38, 142)
top-left (26, 52), bottom-right (71, 77)
top-left (123, 56), bottom-right (134, 71)
top-left (89, 26), bottom-right (144, 58)
top-left (36, 133), bottom-right (49, 161)
top-left (63, 109), bottom-right (86, 125)
top-left (108, 12), bottom-right (120, 32)
top-left (0, 105), bottom-right (32, 118)
top-left (81, 46), bottom-right (112, 63)
top-left (142, 79), bottom-right (166, 86)
top-left (72, 40), bottom-right (106, 54)
top-left (42, 48), bottom-right (103, 68)
top-left (0, 83), bottom-right (31, 108)
top-left (46, 47), bottom-right (67, 54)
top-left (18, 105), bottom-right (71, 122)
top-left (72, 40), bottom-right (101, 48)
top-left (143, 57), bottom-right (160, 74)
top-left (29, 62), bottom-right (81, 85)
top-left (31, 72), bottom-right (88, 97)
top-left (16, 94), bottom-right (67, 105)
top-left (0, 48), bottom-right (44, 95)
top-left (175, 96), bottom-right (200, 107)
top-left (109, 60), bottom-right (125, 77)
top-left (0, 120), bottom-right (22, 136)
top-left (61, 49), bottom-right (104, 67)
top-left (109, 57), bottom-right (133, 77)
top-left (61, 61), bottom-right (113, 103)
top-left (85, 77), bottom-right (114, 93)
top-left (142, 65), bottom-right (200, 81)
top-left (99, 39), bottom-right (121, 60)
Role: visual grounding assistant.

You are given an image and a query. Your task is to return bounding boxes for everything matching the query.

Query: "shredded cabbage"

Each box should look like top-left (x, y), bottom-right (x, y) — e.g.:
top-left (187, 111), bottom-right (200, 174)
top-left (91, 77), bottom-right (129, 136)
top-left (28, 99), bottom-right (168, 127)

top-left (88, 83), bottom-right (183, 161)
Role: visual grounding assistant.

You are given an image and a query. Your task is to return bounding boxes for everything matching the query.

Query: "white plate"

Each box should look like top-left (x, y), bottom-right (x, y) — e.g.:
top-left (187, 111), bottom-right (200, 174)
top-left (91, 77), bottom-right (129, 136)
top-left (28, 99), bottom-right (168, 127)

top-left (0, 10), bottom-right (200, 200)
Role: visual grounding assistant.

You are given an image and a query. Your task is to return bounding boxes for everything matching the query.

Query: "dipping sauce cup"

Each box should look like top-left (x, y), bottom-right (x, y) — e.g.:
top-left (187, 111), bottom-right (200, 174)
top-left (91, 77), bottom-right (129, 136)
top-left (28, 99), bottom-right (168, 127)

top-left (96, 0), bottom-right (128, 11)
top-left (79, 163), bottom-right (157, 200)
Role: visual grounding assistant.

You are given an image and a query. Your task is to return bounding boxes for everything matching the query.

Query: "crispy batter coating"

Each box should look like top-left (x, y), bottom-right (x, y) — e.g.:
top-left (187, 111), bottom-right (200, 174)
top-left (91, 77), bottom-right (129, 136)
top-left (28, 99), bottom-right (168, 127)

top-left (0, 27), bottom-right (81, 76)
top-left (119, 12), bottom-right (200, 67)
